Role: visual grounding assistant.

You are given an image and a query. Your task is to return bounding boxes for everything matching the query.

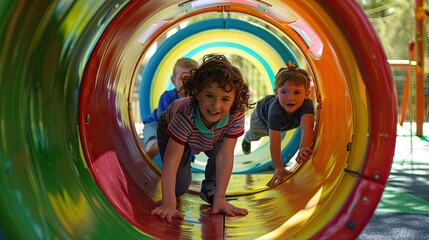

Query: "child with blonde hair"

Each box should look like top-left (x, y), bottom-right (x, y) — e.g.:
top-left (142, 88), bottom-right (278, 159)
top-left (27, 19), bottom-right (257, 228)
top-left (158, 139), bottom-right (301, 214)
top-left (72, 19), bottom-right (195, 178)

top-left (142, 58), bottom-right (199, 159)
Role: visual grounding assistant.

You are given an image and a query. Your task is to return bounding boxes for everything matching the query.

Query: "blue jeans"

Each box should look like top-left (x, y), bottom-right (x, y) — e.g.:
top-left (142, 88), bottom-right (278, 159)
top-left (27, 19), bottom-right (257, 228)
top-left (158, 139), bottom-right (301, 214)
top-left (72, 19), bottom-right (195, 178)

top-left (142, 121), bottom-right (157, 147)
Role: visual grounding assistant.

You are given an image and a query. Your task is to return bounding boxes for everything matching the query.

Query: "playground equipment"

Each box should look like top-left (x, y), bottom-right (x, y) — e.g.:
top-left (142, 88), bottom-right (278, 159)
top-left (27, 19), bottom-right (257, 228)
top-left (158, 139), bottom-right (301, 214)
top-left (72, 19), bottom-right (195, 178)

top-left (0, 1), bottom-right (397, 239)
top-left (398, 0), bottom-right (428, 136)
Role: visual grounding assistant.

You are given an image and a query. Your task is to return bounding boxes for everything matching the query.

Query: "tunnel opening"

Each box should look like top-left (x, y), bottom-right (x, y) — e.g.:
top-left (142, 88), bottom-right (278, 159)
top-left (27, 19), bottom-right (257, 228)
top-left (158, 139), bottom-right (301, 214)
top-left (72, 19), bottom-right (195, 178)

top-left (132, 11), bottom-right (320, 175)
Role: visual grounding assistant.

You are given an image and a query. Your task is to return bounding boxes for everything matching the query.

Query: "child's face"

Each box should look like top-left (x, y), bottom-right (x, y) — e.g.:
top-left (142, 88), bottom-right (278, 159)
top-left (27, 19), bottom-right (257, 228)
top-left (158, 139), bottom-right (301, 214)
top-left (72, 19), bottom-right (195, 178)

top-left (276, 81), bottom-right (309, 115)
top-left (171, 66), bottom-right (192, 97)
top-left (196, 82), bottom-right (235, 128)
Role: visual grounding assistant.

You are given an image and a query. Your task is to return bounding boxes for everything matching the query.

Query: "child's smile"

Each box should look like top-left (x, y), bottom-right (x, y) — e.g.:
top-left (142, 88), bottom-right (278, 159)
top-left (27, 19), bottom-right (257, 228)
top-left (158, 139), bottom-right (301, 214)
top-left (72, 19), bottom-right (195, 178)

top-left (206, 109), bottom-right (220, 116)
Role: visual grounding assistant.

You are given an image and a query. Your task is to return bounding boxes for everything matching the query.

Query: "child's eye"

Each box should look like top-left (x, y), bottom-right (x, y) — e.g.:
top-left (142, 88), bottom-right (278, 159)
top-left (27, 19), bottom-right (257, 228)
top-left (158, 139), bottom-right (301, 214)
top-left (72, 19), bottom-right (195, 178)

top-left (205, 94), bottom-right (214, 99)
top-left (222, 97), bottom-right (230, 102)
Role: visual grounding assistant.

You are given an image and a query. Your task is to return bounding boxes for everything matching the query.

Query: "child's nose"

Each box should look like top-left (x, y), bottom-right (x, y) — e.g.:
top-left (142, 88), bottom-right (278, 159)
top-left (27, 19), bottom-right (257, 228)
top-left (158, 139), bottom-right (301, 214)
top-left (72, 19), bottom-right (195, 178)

top-left (212, 99), bottom-right (221, 108)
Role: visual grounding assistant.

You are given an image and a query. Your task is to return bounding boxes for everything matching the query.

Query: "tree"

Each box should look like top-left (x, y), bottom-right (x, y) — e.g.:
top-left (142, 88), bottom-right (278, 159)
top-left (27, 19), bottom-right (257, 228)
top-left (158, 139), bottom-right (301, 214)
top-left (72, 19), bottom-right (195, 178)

top-left (356, 0), bottom-right (416, 60)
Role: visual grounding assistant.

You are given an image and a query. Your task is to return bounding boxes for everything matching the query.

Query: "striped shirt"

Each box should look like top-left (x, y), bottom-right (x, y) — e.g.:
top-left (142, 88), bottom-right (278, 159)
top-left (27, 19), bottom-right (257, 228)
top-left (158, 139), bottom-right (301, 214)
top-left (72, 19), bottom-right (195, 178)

top-left (159, 97), bottom-right (244, 154)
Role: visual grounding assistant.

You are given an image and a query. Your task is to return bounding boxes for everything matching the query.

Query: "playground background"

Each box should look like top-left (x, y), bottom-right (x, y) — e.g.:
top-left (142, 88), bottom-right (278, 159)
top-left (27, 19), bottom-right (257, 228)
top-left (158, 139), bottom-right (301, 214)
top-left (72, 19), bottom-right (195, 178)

top-left (358, 2), bottom-right (429, 238)
top-left (359, 0), bottom-right (429, 125)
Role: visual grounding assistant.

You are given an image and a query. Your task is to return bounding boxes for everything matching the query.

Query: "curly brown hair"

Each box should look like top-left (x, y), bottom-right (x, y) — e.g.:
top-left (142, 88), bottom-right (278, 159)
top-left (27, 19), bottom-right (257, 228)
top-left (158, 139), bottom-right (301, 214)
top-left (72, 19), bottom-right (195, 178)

top-left (182, 54), bottom-right (254, 114)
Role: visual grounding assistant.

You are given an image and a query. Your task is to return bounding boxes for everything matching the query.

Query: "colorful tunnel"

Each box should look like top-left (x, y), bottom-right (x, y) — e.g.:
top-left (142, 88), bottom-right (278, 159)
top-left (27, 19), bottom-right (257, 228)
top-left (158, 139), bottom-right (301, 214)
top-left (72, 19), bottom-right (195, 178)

top-left (0, 1), bottom-right (397, 239)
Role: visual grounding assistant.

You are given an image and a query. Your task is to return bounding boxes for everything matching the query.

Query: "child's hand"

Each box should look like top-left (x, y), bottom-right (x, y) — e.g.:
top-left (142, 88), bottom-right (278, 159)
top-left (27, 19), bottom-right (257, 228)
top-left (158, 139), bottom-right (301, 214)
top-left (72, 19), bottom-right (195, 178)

top-left (211, 197), bottom-right (248, 216)
top-left (266, 167), bottom-right (290, 187)
top-left (296, 147), bottom-right (313, 163)
top-left (151, 204), bottom-right (185, 222)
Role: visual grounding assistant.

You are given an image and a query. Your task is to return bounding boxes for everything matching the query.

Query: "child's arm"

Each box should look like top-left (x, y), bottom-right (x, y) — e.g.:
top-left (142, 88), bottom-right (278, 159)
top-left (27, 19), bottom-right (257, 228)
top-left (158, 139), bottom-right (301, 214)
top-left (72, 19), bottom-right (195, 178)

top-left (151, 138), bottom-right (185, 222)
top-left (267, 129), bottom-right (289, 187)
top-left (212, 137), bottom-right (248, 216)
top-left (296, 114), bottom-right (315, 163)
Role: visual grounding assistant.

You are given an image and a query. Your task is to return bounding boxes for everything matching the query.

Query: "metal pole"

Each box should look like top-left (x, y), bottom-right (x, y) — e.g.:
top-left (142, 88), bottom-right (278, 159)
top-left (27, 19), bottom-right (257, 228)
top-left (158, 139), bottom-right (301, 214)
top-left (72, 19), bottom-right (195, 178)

top-left (415, 0), bottom-right (425, 136)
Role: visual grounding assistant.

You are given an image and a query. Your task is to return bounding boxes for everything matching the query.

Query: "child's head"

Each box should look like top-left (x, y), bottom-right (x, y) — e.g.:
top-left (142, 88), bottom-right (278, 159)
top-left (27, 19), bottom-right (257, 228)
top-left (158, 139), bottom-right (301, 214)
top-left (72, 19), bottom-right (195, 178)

top-left (171, 58), bottom-right (199, 97)
top-left (183, 54), bottom-right (253, 115)
top-left (274, 62), bottom-right (311, 114)
top-left (274, 62), bottom-right (311, 93)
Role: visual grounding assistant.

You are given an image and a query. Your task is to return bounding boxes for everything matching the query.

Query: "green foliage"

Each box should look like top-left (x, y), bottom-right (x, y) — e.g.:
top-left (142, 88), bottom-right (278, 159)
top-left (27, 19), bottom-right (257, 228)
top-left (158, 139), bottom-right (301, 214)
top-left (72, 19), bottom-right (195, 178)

top-left (356, 0), bottom-right (418, 60)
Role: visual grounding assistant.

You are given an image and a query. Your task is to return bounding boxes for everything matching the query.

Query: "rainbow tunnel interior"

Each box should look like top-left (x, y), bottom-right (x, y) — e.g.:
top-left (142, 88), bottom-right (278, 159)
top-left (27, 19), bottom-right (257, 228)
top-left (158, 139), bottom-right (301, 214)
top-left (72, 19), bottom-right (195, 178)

top-left (0, 1), bottom-right (397, 239)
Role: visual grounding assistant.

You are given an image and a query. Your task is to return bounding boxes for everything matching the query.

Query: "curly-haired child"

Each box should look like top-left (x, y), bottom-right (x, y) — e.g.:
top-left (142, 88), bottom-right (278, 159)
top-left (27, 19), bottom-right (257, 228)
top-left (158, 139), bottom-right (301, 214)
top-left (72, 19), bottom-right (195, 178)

top-left (151, 53), bottom-right (254, 222)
